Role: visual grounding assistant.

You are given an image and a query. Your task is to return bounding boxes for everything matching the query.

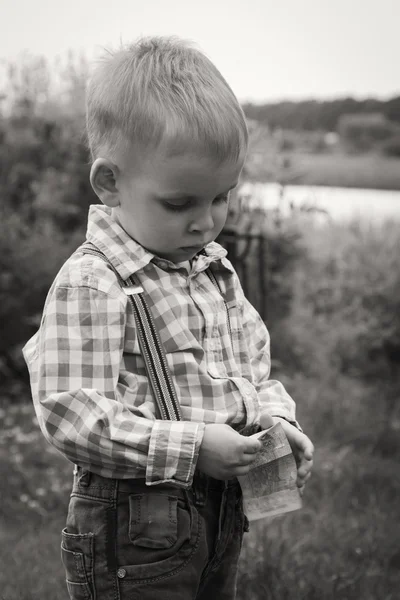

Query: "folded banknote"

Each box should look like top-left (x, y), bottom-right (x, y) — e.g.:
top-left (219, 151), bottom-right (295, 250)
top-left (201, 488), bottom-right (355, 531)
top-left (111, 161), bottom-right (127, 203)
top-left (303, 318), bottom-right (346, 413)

top-left (238, 422), bottom-right (302, 521)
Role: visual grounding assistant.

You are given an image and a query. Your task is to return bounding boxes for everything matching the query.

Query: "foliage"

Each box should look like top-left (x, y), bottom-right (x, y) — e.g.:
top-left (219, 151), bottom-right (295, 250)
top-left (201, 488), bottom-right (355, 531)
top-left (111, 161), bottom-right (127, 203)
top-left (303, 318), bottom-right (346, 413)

top-left (294, 220), bottom-right (400, 380)
top-left (0, 55), bottom-right (96, 385)
top-left (338, 112), bottom-right (399, 152)
top-left (381, 134), bottom-right (400, 158)
top-left (0, 207), bottom-right (85, 381)
top-left (218, 201), bottom-right (304, 326)
top-left (243, 95), bottom-right (400, 132)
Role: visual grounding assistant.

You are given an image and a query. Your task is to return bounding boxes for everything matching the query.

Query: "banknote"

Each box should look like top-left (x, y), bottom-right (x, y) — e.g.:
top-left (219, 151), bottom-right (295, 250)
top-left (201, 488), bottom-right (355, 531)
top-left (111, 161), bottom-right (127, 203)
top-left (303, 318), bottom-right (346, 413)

top-left (238, 422), bottom-right (302, 521)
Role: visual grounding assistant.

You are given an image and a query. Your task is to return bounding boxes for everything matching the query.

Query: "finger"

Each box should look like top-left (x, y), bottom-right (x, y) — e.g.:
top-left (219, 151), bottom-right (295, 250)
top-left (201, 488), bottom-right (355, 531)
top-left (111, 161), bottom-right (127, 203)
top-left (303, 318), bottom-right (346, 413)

top-left (291, 430), bottom-right (314, 455)
top-left (298, 460), bottom-right (313, 479)
top-left (294, 445), bottom-right (314, 469)
top-left (243, 439), bottom-right (262, 454)
top-left (297, 473), bottom-right (309, 487)
top-left (238, 453), bottom-right (260, 467)
top-left (302, 438), bottom-right (314, 461)
top-left (260, 412), bottom-right (274, 430)
top-left (235, 464), bottom-right (254, 477)
top-left (297, 468), bottom-right (312, 486)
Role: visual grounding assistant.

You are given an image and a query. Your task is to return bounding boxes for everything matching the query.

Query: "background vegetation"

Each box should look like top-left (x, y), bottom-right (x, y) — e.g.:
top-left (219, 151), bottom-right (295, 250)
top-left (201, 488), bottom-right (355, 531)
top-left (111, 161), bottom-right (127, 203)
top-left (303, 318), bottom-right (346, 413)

top-left (1, 56), bottom-right (400, 599)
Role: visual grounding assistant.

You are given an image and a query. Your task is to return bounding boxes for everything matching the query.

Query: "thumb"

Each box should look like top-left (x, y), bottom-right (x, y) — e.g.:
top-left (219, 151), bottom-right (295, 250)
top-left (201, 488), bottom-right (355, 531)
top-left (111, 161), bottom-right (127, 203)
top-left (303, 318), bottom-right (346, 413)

top-left (243, 436), bottom-right (262, 454)
top-left (260, 412), bottom-right (274, 430)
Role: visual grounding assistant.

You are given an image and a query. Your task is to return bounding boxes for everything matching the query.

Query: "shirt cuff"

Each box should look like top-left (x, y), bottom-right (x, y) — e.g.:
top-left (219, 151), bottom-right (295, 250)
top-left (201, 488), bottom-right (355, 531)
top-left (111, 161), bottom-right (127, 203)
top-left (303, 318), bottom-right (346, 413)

top-left (271, 415), bottom-right (303, 433)
top-left (145, 420), bottom-right (205, 488)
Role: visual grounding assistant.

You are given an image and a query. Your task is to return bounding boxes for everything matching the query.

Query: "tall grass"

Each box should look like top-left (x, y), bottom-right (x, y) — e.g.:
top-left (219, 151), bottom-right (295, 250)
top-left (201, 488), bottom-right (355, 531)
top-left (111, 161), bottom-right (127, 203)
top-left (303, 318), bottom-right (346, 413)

top-left (236, 217), bottom-right (400, 599)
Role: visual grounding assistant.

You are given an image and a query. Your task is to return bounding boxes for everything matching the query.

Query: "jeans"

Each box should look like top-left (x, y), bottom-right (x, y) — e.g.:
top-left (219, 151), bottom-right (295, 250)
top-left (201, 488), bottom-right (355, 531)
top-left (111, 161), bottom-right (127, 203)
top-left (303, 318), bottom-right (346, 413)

top-left (61, 467), bottom-right (250, 600)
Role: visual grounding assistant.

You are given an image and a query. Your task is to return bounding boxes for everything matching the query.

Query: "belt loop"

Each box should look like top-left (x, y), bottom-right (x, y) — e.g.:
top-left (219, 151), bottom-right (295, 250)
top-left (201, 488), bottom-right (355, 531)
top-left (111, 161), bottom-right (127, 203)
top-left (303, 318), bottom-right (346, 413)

top-left (192, 471), bottom-right (208, 507)
top-left (78, 468), bottom-right (91, 487)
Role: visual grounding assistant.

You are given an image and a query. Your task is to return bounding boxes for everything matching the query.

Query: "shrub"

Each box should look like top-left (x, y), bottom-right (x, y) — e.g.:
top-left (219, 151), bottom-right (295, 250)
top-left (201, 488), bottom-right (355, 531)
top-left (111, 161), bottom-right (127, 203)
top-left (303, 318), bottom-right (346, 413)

top-left (283, 219), bottom-right (400, 393)
top-left (381, 135), bottom-right (400, 157)
top-left (0, 206), bottom-right (85, 385)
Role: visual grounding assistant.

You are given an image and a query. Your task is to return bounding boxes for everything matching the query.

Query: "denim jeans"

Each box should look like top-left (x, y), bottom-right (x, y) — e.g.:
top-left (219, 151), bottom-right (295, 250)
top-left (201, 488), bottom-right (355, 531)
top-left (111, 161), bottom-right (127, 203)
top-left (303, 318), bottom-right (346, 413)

top-left (61, 467), bottom-right (250, 600)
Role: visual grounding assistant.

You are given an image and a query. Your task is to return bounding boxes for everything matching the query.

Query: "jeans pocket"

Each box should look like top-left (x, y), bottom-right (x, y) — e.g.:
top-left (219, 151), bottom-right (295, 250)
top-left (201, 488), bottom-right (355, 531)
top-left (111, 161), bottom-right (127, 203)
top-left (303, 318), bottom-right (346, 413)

top-left (61, 528), bottom-right (95, 600)
top-left (117, 490), bottom-right (201, 582)
top-left (129, 493), bottom-right (178, 549)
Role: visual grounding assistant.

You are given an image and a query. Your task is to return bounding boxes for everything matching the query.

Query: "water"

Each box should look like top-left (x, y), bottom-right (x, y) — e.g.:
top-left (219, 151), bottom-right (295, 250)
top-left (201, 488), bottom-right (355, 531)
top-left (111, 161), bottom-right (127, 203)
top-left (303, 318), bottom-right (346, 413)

top-left (240, 183), bottom-right (400, 222)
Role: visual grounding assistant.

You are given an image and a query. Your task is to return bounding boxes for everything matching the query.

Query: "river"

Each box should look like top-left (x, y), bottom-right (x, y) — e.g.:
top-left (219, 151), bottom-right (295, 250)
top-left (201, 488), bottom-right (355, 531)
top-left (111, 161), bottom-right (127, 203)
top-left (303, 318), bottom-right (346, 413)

top-left (240, 183), bottom-right (400, 222)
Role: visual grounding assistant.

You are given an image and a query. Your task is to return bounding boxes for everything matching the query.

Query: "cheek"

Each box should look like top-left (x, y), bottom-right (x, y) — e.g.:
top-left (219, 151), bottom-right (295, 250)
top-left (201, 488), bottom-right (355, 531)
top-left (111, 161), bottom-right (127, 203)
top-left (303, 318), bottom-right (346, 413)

top-left (152, 211), bottom-right (185, 236)
top-left (214, 204), bottom-right (229, 231)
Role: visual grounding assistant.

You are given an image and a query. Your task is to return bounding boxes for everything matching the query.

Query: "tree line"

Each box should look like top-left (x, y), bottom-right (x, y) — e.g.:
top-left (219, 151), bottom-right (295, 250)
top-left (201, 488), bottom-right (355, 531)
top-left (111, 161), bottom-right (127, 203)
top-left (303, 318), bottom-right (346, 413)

top-left (243, 95), bottom-right (400, 132)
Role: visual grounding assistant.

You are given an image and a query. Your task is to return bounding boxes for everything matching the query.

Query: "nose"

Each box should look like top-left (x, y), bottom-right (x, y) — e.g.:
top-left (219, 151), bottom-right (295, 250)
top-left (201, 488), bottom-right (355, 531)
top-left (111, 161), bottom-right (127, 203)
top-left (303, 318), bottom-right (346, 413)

top-left (188, 206), bottom-right (215, 234)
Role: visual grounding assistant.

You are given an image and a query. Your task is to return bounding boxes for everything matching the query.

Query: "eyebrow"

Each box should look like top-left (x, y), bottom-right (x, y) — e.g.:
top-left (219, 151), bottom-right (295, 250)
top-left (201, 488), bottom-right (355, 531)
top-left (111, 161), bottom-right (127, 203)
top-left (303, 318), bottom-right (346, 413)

top-left (159, 182), bottom-right (239, 201)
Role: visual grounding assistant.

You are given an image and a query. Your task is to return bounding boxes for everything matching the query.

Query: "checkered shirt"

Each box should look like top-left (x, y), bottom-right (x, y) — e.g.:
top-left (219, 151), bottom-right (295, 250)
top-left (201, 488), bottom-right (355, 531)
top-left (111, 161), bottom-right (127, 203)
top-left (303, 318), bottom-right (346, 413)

top-left (23, 205), bottom-right (299, 487)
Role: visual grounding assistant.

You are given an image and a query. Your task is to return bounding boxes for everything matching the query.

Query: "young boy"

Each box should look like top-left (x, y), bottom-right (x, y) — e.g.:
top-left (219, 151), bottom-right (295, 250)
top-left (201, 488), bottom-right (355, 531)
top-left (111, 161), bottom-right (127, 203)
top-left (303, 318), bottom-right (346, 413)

top-left (23, 36), bottom-right (313, 600)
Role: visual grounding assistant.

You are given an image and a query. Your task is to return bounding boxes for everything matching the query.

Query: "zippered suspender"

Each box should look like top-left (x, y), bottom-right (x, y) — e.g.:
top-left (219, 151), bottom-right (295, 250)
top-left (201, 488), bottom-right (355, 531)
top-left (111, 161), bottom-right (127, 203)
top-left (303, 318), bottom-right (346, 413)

top-left (80, 243), bottom-right (181, 421)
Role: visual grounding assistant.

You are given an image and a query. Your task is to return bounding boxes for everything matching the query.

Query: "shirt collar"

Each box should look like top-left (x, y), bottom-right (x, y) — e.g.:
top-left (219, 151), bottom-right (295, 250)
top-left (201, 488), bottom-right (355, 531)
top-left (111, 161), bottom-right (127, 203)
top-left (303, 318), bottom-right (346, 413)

top-left (86, 205), bottom-right (233, 280)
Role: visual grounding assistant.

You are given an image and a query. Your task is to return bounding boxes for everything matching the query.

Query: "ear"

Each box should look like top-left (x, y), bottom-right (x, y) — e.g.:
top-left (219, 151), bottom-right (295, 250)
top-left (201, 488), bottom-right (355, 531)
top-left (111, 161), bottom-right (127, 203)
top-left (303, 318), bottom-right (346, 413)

top-left (90, 158), bottom-right (120, 207)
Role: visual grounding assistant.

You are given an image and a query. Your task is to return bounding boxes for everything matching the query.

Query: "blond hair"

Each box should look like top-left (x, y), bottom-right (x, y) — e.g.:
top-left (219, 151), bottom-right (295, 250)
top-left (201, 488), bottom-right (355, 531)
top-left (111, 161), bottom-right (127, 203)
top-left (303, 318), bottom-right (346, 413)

top-left (86, 36), bottom-right (248, 163)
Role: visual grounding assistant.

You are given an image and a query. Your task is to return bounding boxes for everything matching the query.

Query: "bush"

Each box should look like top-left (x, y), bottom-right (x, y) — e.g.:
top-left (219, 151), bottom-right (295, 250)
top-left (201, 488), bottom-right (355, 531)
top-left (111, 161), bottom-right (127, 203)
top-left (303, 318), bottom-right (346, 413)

top-left (381, 135), bottom-right (400, 157)
top-left (0, 207), bottom-right (85, 384)
top-left (218, 202), bottom-right (305, 327)
top-left (277, 219), bottom-right (400, 434)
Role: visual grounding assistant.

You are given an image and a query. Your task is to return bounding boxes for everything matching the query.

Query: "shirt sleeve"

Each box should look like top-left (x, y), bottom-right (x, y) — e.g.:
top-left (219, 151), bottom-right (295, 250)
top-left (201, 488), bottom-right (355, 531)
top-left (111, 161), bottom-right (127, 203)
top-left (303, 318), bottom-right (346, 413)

top-left (28, 283), bottom-right (204, 486)
top-left (240, 290), bottom-right (301, 430)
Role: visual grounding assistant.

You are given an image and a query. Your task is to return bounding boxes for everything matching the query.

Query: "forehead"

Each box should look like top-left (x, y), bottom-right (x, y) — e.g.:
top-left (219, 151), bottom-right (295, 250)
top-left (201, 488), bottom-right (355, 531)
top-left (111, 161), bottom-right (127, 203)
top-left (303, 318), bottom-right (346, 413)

top-left (130, 140), bottom-right (245, 195)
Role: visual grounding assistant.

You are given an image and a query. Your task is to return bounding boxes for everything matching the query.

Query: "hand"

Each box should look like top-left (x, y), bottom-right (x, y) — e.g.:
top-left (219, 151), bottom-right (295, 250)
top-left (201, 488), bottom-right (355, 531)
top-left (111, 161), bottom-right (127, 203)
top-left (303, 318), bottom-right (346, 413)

top-left (197, 424), bottom-right (262, 480)
top-left (260, 412), bottom-right (314, 494)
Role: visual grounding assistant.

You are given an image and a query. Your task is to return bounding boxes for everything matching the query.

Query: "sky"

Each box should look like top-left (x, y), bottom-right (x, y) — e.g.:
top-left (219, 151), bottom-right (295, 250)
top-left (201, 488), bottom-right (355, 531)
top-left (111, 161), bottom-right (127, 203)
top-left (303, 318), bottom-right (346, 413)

top-left (0, 0), bottom-right (399, 103)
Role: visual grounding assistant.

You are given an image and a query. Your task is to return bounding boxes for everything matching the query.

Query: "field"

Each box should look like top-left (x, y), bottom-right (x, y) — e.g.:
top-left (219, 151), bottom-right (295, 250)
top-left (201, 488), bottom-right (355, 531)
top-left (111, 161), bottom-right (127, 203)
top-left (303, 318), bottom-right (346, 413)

top-left (246, 147), bottom-right (400, 191)
top-left (292, 153), bottom-right (400, 191)
top-left (1, 218), bottom-right (400, 600)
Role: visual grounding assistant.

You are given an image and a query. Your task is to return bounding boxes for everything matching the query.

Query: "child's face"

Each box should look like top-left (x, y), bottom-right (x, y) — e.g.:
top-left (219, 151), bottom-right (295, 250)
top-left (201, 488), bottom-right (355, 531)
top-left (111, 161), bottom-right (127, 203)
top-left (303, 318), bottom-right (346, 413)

top-left (113, 143), bottom-right (244, 263)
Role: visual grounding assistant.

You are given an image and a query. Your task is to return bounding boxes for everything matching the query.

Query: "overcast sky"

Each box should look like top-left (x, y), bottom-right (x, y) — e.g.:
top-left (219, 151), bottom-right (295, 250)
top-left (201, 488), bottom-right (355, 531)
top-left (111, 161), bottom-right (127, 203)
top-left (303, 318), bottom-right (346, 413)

top-left (0, 0), bottom-right (399, 103)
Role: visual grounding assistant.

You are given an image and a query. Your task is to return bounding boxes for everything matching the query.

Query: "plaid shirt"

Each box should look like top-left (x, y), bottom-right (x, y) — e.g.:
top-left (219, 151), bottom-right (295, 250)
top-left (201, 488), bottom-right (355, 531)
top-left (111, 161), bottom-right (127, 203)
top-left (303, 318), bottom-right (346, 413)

top-left (23, 205), bottom-right (298, 487)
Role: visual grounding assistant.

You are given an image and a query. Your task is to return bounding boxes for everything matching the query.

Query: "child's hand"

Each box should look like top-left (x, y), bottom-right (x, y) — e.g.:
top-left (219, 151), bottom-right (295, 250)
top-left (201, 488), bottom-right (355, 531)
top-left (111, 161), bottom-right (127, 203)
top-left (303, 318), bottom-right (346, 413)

top-left (260, 413), bottom-right (314, 494)
top-left (197, 424), bottom-right (262, 480)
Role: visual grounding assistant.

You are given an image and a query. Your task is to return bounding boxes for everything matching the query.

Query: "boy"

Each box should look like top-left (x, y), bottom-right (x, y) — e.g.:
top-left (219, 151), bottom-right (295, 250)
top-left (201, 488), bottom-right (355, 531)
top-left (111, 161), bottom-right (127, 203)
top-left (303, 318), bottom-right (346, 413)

top-left (23, 36), bottom-right (313, 600)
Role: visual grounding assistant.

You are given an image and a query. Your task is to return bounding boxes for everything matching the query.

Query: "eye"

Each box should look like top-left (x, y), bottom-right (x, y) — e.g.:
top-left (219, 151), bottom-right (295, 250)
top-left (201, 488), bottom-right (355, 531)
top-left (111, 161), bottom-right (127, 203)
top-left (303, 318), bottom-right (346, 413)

top-left (214, 194), bottom-right (230, 204)
top-left (161, 192), bottom-right (230, 213)
top-left (162, 200), bottom-right (191, 212)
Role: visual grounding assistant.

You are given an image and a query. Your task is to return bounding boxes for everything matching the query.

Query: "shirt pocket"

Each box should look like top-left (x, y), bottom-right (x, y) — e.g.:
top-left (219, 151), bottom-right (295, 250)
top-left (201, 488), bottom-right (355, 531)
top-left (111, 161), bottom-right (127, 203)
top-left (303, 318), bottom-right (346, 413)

top-left (226, 297), bottom-right (244, 333)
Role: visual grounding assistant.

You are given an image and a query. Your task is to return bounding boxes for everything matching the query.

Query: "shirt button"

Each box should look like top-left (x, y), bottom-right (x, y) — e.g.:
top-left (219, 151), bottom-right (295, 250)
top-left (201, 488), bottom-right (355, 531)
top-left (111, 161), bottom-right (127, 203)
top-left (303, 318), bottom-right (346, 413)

top-left (117, 568), bottom-right (126, 578)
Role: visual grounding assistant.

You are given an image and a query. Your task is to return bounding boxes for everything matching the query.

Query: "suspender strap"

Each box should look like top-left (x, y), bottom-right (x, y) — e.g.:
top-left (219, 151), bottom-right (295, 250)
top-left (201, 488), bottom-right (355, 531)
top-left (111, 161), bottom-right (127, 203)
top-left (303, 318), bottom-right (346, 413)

top-left (80, 242), bottom-right (182, 422)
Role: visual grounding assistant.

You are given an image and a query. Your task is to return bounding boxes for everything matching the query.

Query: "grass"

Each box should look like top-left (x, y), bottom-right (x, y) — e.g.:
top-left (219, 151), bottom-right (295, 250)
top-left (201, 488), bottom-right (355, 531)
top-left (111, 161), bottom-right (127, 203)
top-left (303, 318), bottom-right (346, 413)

top-left (0, 402), bottom-right (71, 600)
top-left (247, 149), bottom-right (400, 191)
top-left (237, 372), bottom-right (400, 600)
top-left (293, 152), bottom-right (400, 190)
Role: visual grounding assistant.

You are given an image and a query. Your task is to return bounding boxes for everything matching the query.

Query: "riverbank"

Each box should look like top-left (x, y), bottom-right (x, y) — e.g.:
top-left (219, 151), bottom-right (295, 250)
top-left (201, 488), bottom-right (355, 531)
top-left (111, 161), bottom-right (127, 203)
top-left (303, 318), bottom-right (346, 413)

top-left (294, 153), bottom-right (400, 190)
top-left (250, 152), bottom-right (400, 191)
top-left (240, 183), bottom-right (400, 223)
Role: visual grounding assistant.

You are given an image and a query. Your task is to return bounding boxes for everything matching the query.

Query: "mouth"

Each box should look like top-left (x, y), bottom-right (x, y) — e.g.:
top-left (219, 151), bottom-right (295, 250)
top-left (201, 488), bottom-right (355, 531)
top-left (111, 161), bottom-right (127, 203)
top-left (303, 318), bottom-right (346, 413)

top-left (180, 245), bottom-right (205, 253)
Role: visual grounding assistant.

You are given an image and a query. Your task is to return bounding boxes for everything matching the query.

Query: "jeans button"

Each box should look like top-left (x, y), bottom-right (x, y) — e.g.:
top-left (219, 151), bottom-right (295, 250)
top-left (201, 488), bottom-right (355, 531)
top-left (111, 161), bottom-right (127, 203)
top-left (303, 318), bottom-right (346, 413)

top-left (117, 568), bottom-right (126, 578)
